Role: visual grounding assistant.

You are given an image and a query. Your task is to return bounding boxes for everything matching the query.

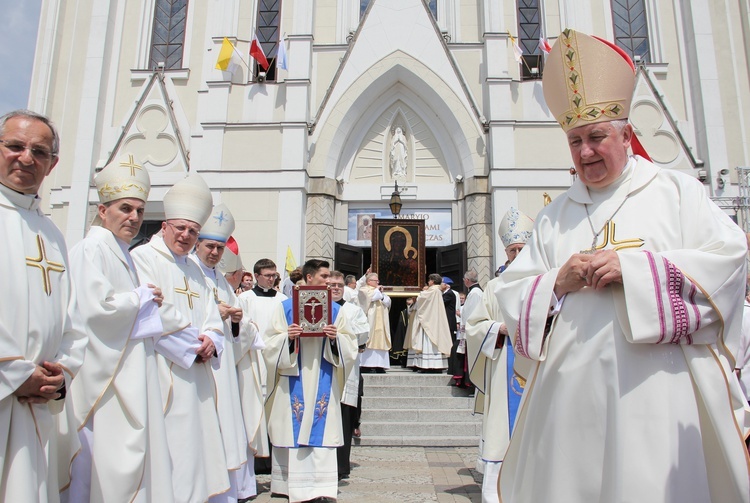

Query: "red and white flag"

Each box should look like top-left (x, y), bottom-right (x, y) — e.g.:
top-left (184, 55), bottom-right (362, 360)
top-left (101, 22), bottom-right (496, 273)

top-left (538, 28), bottom-right (552, 54)
top-left (250, 32), bottom-right (269, 71)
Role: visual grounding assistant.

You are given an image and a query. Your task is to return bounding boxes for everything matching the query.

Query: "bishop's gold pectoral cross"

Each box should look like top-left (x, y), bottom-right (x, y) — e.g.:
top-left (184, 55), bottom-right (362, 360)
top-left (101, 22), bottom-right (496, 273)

top-left (175, 276), bottom-right (200, 310)
top-left (581, 221), bottom-right (645, 254)
top-left (26, 235), bottom-right (65, 296)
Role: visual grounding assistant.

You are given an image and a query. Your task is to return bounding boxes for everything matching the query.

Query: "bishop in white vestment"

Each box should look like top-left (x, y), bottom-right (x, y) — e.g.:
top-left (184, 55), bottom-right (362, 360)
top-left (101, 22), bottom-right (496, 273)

top-left (0, 111), bottom-right (86, 502)
top-left (192, 204), bottom-right (257, 501)
top-left (67, 154), bottom-right (173, 502)
top-left (464, 208), bottom-right (533, 503)
top-left (496, 30), bottom-right (750, 503)
top-left (131, 175), bottom-right (230, 503)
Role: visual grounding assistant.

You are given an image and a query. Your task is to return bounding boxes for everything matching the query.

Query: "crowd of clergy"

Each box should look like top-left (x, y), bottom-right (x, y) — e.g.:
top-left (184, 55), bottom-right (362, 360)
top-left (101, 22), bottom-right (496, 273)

top-left (3, 27), bottom-right (750, 503)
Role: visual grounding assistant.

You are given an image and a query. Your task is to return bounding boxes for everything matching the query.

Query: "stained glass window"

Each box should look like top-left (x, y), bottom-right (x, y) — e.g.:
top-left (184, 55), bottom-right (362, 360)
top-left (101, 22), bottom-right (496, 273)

top-left (149, 0), bottom-right (188, 70)
top-left (611, 0), bottom-right (651, 63)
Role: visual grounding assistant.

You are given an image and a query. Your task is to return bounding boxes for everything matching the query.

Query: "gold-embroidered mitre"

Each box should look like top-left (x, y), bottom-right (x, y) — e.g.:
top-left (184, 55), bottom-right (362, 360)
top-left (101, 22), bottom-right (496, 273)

top-left (94, 153), bottom-right (151, 203)
top-left (542, 29), bottom-right (636, 132)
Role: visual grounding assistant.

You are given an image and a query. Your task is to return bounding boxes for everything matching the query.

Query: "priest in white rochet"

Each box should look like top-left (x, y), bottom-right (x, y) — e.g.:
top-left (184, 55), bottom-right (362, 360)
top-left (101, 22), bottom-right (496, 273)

top-left (191, 204), bottom-right (258, 501)
top-left (237, 258), bottom-right (287, 471)
top-left (131, 174), bottom-right (231, 503)
top-left (263, 259), bottom-right (358, 502)
top-left (0, 109), bottom-right (87, 502)
top-left (66, 153), bottom-right (174, 502)
top-left (465, 207), bottom-right (533, 503)
top-left (494, 29), bottom-right (750, 502)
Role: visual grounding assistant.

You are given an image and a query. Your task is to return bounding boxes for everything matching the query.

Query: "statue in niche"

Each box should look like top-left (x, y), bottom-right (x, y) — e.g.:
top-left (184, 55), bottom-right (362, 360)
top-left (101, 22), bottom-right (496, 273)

top-left (390, 126), bottom-right (408, 178)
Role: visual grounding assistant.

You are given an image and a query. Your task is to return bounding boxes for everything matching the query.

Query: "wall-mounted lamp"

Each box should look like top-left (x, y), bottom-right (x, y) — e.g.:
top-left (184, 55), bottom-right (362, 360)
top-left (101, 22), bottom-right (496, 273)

top-left (389, 181), bottom-right (403, 218)
top-left (455, 175), bottom-right (464, 183)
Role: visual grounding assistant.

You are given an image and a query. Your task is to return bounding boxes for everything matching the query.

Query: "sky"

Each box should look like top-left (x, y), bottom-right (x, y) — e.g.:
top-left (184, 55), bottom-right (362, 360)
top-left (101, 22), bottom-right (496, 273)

top-left (0, 1), bottom-right (42, 114)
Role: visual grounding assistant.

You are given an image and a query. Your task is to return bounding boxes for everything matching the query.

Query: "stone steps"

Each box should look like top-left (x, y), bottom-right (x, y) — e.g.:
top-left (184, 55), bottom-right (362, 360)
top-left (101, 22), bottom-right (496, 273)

top-left (356, 368), bottom-right (481, 447)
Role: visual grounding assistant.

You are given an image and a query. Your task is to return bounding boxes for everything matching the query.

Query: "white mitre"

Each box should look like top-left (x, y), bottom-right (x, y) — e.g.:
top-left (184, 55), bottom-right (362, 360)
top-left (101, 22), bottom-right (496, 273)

top-left (199, 203), bottom-right (236, 243)
top-left (94, 153), bottom-right (150, 204)
top-left (498, 207), bottom-right (534, 248)
top-left (164, 174), bottom-right (213, 226)
top-left (218, 236), bottom-right (243, 274)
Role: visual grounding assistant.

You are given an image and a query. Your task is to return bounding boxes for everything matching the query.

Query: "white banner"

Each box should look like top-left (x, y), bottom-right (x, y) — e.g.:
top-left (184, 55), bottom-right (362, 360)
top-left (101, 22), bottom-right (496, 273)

top-left (347, 208), bottom-right (452, 247)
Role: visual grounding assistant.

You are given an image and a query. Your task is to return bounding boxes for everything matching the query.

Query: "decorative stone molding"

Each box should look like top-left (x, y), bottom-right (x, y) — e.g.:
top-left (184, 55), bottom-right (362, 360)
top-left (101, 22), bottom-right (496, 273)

top-left (305, 195), bottom-right (335, 262)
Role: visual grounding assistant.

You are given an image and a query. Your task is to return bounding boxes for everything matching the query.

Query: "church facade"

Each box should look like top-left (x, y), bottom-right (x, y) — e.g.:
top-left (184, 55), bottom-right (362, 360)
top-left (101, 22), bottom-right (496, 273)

top-left (28, 0), bottom-right (750, 284)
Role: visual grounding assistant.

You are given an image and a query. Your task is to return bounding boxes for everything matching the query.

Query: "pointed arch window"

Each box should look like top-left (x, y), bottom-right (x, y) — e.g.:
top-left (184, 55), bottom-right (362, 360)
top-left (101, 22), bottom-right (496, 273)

top-left (149, 0), bottom-right (189, 70)
top-left (254, 0), bottom-right (282, 82)
top-left (517, 0), bottom-right (544, 80)
top-left (611, 0), bottom-right (651, 63)
top-left (360, 0), bottom-right (436, 19)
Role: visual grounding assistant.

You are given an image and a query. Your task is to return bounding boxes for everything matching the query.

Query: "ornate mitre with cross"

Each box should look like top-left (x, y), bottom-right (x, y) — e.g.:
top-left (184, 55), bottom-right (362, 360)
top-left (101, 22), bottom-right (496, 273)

top-left (542, 29), bottom-right (636, 132)
top-left (94, 153), bottom-right (151, 203)
top-left (91, 153), bottom-right (151, 225)
top-left (199, 203), bottom-right (235, 243)
top-left (163, 173), bottom-right (213, 226)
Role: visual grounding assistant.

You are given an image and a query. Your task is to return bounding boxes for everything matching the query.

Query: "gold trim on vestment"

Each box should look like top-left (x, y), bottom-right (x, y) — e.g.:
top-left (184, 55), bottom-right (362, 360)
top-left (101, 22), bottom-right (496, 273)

top-left (25, 235), bottom-right (65, 296)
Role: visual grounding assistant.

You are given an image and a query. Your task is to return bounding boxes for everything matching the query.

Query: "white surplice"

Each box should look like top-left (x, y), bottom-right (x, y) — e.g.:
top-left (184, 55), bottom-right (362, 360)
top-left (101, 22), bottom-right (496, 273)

top-left (263, 299), bottom-right (358, 502)
top-left (237, 287), bottom-right (287, 458)
top-left (67, 226), bottom-right (173, 502)
top-left (0, 184), bottom-right (86, 502)
top-left (132, 235), bottom-right (229, 503)
top-left (191, 257), bottom-right (255, 500)
top-left (338, 301), bottom-right (370, 407)
top-left (495, 157), bottom-right (750, 503)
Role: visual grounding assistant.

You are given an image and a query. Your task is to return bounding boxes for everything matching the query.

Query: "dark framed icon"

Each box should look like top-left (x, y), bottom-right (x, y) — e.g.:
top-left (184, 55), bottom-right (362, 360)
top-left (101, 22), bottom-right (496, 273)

top-left (292, 285), bottom-right (332, 336)
top-left (372, 218), bottom-right (426, 293)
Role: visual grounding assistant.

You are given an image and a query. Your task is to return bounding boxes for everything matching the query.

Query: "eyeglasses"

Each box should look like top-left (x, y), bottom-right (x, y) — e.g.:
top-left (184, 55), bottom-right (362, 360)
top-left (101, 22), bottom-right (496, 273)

top-left (166, 222), bottom-right (200, 238)
top-left (328, 283), bottom-right (344, 289)
top-left (258, 273), bottom-right (277, 279)
top-left (0, 139), bottom-right (56, 161)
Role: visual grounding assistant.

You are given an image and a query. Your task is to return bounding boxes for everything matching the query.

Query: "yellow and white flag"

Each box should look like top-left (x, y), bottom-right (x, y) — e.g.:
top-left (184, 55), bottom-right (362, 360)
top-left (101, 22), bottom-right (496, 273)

top-left (285, 246), bottom-right (297, 274)
top-left (215, 37), bottom-right (243, 75)
top-left (509, 34), bottom-right (524, 63)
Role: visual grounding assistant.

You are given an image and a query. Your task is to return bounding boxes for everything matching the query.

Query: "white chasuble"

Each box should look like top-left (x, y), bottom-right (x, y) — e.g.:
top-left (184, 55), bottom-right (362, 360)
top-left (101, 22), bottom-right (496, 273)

top-left (0, 185), bottom-right (86, 502)
top-left (237, 289), bottom-right (286, 457)
top-left (263, 300), bottom-right (358, 501)
top-left (405, 285), bottom-right (452, 368)
top-left (132, 236), bottom-right (229, 503)
top-left (495, 157), bottom-right (750, 503)
top-left (191, 256), bottom-right (250, 473)
top-left (68, 226), bottom-right (173, 502)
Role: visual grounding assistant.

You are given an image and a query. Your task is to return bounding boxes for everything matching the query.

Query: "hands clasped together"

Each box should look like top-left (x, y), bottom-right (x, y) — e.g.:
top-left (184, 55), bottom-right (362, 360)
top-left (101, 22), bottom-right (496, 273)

top-left (554, 250), bottom-right (622, 298)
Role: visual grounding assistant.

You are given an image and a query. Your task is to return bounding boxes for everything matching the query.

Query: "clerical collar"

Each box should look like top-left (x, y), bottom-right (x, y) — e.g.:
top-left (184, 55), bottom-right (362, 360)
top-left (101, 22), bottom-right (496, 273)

top-left (335, 298), bottom-right (345, 306)
top-left (252, 285), bottom-right (278, 297)
top-left (196, 258), bottom-right (217, 280)
top-left (170, 250), bottom-right (189, 264)
top-left (0, 182), bottom-right (41, 211)
top-left (468, 283), bottom-right (481, 292)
